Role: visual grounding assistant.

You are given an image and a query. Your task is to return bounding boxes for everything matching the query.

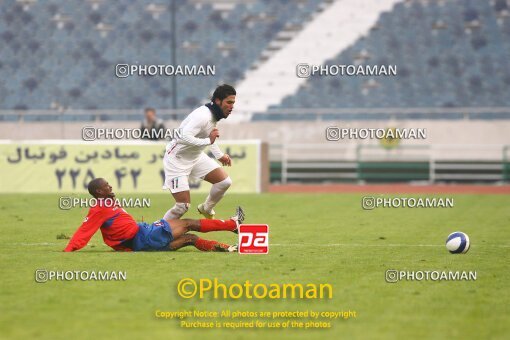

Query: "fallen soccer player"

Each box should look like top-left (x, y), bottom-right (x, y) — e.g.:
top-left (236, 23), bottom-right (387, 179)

top-left (64, 178), bottom-right (243, 252)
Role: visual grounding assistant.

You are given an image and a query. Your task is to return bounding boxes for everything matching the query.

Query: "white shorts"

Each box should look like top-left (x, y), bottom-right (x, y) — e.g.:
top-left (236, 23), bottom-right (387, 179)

top-left (163, 152), bottom-right (220, 193)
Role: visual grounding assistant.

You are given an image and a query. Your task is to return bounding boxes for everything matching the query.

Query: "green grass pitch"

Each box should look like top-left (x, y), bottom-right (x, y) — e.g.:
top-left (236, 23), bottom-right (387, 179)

top-left (0, 193), bottom-right (509, 339)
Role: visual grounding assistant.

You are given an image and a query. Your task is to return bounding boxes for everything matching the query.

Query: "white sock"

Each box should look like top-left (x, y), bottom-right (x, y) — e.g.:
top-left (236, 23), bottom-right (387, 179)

top-left (163, 202), bottom-right (190, 220)
top-left (203, 177), bottom-right (232, 212)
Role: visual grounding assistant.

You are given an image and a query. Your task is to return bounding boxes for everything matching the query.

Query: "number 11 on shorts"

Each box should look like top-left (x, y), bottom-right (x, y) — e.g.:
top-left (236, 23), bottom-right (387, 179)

top-left (238, 224), bottom-right (269, 254)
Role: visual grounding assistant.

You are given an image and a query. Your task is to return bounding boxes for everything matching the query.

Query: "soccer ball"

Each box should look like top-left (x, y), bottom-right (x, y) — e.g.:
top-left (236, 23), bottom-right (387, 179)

top-left (445, 232), bottom-right (470, 254)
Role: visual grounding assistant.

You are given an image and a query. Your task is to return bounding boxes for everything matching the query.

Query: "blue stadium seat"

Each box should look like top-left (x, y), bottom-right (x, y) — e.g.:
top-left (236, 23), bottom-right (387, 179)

top-left (269, 0), bottom-right (510, 117)
top-left (0, 0), bottom-right (326, 111)
top-left (1, 0), bottom-right (509, 120)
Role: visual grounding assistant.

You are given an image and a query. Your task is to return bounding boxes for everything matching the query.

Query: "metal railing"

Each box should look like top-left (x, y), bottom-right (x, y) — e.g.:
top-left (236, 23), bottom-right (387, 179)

top-left (274, 144), bottom-right (510, 184)
top-left (2, 107), bottom-right (510, 122)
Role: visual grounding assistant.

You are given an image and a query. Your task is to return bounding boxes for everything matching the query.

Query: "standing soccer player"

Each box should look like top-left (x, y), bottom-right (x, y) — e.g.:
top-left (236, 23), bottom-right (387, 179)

top-left (162, 84), bottom-right (236, 220)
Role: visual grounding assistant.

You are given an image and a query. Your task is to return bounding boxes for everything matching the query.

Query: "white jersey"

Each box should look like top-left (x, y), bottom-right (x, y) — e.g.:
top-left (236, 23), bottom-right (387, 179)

top-left (165, 105), bottom-right (224, 167)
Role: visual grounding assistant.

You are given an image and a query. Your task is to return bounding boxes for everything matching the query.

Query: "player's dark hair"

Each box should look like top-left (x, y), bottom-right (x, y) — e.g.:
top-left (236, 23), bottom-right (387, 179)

top-left (88, 178), bottom-right (104, 198)
top-left (211, 84), bottom-right (236, 102)
top-left (144, 107), bottom-right (156, 114)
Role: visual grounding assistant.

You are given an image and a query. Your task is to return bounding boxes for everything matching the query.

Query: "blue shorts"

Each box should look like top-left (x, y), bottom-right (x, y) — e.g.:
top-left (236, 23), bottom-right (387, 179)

top-left (132, 219), bottom-right (174, 251)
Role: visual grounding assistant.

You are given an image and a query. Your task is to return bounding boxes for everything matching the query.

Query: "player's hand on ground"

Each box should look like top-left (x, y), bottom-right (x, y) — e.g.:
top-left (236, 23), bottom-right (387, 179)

top-left (209, 128), bottom-right (220, 144)
top-left (218, 154), bottom-right (232, 166)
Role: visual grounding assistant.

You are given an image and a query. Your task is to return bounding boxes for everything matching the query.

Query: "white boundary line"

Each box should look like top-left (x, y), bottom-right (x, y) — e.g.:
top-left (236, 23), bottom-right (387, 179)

top-left (272, 243), bottom-right (510, 248)
top-left (271, 243), bottom-right (442, 247)
top-left (13, 242), bottom-right (510, 248)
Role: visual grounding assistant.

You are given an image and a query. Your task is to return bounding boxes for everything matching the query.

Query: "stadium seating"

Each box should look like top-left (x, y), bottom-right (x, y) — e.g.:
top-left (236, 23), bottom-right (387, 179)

top-left (1, 0), bottom-right (509, 121)
top-left (272, 0), bottom-right (510, 112)
top-left (0, 0), bottom-right (324, 114)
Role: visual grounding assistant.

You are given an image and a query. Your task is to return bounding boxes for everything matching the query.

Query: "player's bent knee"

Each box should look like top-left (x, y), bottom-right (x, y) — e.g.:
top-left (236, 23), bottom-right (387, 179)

top-left (181, 219), bottom-right (195, 232)
top-left (187, 234), bottom-right (198, 241)
top-left (183, 234), bottom-right (198, 244)
top-left (172, 202), bottom-right (190, 215)
top-left (216, 176), bottom-right (232, 190)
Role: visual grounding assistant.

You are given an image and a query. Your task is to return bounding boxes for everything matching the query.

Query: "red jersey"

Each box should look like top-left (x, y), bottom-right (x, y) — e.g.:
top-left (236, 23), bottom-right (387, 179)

top-left (64, 204), bottom-right (139, 252)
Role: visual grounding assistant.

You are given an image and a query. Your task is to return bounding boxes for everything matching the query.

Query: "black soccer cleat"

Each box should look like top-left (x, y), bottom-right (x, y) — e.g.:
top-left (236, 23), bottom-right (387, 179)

top-left (230, 206), bottom-right (245, 234)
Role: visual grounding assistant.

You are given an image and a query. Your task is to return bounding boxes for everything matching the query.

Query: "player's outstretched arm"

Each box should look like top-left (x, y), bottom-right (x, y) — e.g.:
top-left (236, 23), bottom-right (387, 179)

top-left (63, 210), bottom-right (104, 252)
